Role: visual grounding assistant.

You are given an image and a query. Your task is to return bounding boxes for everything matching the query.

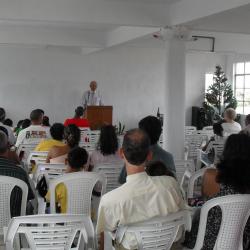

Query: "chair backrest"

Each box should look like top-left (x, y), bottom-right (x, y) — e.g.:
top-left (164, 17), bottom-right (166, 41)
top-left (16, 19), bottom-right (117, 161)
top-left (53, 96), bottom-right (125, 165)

top-left (27, 151), bottom-right (48, 170)
top-left (186, 166), bottom-right (215, 199)
top-left (5, 214), bottom-right (89, 250)
top-left (80, 130), bottom-right (100, 153)
top-left (34, 163), bottom-right (67, 185)
top-left (211, 140), bottom-right (225, 164)
top-left (185, 126), bottom-right (197, 136)
top-left (194, 194), bottom-right (250, 250)
top-left (49, 171), bottom-right (107, 215)
top-left (185, 134), bottom-right (208, 159)
top-left (94, 161), bottom-right (124, 193)
top-left (175, 159), bottom-right (195, 184)
top-left (0, 176), bottom-right (28, 234)
top-left (17, 143), bottom-right (38, 161)
top-left (116, 210), bottom-right (191, 250)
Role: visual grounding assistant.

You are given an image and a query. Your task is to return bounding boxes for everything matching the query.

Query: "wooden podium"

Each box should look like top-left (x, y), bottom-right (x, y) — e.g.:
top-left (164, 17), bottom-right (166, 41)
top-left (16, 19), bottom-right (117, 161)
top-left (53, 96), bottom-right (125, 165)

top-left (86, 106), bottom-right (113, 130)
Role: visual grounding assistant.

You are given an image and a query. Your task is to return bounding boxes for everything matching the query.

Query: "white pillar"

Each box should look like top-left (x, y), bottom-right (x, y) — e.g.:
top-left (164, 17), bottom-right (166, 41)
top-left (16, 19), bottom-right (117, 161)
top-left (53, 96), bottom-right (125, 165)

top-left (163, 39), bottom-right (186, 160)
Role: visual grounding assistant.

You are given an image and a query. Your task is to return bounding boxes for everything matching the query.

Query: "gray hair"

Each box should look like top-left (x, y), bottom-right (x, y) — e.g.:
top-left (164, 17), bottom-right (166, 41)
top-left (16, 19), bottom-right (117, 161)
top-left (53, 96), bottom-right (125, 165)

top-left (0, 131), bottom-right (8, 154)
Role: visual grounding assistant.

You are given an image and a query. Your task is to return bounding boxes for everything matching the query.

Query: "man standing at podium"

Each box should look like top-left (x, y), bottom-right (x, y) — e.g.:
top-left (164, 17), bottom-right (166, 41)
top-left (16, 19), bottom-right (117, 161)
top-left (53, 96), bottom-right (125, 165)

top-left (82, 81), bottom-right (104, 110)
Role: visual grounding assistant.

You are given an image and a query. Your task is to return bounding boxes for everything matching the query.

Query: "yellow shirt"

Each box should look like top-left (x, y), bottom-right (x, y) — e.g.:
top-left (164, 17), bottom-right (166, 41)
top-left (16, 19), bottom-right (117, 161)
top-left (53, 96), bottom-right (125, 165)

top-left (45, 183), bottom-right (67, 213)
top-left (35, 139), bottom-right (65, 151)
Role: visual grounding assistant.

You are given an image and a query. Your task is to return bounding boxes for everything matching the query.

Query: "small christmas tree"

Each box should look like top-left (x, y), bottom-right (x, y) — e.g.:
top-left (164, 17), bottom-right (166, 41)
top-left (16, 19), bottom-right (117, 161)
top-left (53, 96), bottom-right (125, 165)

top-left (203, 65), bottom-right (237, 125)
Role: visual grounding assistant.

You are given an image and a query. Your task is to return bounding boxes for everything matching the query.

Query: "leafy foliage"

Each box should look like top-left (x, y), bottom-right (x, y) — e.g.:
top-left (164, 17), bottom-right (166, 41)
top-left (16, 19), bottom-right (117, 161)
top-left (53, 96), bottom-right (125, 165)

top-left (203, 65), bottom-right (237, 125)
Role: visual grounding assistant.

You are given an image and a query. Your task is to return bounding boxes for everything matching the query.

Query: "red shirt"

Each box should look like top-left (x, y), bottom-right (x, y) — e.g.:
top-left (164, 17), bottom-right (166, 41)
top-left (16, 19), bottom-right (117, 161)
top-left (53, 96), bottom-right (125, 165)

top-left (64, 118), bottom-right (90, 128)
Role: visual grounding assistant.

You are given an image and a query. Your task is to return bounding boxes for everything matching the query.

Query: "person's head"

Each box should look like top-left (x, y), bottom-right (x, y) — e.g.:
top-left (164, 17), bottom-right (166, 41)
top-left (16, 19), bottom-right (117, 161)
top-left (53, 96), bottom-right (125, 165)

top-left (139, 116), bottom-right (162, 145)
top-left (30, 109), bottom-right (44, 125)
top-left (90, 81), bottom-right (97, 92)
top-left (75, 106), bottom-right (84, 118)
top-left (146, 161), bottom-right (175, 178)
top-left (0, 108), bottom-right (6, 122)
top-left (64, 124), bottom-right (80, 148)
top-left (98, 125), bottom-right (118, 156)
top-left (67, 147), bottom-right (88, 172)
top-left (245, 114), bottom-right (250, 126)
top-left (213, 122), bottom-right (223, 137)
top-left (121, 129), bottom-right (151, 170)
top-left (42, 116), bottom-right (50, 127)
top-left (50, 123), bottom-right (64, 141)
top-left (224, 108), bottom-right (237, 122)
top-left (22, 119), bottom-right (31, 129)
top-left (216, 133), bottom-right (250, 193)
top-left (0, 131), bottom-right (9, 155)
top-left (3, 118), bottom-right (13, 127)
top-left (16, 120), bottom-right (24, 129)
top-left (0, 126), bottom-right (8, 136)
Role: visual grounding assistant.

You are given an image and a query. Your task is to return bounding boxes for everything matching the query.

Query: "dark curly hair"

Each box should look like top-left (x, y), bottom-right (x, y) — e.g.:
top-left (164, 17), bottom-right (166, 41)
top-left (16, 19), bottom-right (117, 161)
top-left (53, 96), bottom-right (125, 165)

top-left (64, 124), bottom-right (80, 148)
top-left (139, 116), bottom-right (162, 145)
top-left (216, 133), bottom-right (250, 193)
top-left (98, 125), bottom-right (118, 156)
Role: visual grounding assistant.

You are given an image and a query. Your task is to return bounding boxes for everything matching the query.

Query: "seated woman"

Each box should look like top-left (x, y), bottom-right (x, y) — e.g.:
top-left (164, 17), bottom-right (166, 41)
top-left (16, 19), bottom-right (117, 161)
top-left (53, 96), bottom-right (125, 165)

top-left (64, 106), bottom-right (90, 128)
top-left (90, 125), bottom-right (123, 170)
top-left (46, 147), bottom-right (88, 213)
top-left (35, 123), bottom-right (65, 152)
top-left (222, 108), bottom-right (241, 136)
top-left (183, 133), bottom-right (250, 250)
top-left (46, 124), bottom-right (80, 164)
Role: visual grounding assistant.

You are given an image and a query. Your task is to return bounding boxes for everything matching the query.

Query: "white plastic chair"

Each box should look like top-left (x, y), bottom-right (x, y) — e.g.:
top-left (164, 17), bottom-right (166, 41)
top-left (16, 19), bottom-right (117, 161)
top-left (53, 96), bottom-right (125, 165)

top-left (80, 130), bottom-right (100, 153)
top-left (5, 214), bottom-right (89, 250)
top-left (186, 166), bottom-right (215, 199)
top-left (17, 143), bottom-right (38, 162)
top-left (188, 194), bottom-right (250, 250)
top-left (185, 126), bottom-right (197, 136)
top-left (0, 176), bottom-right (28, 235)
top-left (26, 151), bottom-right (48, 171)
top-left (185, 134), bottom-right (208, 161)
top-left (94, 162), bottom-right (124, 193)
top-left (175, 159), bottom-right (195, 184)
top-left (33, 163), bottom-right (67, 185)
top-left (115, 210), bottom-right (192, 250)
top-left (49, 171), bottom-right (107, 216)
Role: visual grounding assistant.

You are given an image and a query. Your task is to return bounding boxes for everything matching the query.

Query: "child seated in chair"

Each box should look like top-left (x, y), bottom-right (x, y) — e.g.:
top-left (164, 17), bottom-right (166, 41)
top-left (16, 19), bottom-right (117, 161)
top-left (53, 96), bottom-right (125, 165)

top-left (45, 147), bottom-right (88, 213)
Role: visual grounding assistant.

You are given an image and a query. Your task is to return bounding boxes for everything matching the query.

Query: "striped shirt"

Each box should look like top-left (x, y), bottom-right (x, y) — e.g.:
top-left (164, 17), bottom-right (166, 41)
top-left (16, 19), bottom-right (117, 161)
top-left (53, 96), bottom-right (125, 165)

top-left (0, 157), bottom-right (34, 217)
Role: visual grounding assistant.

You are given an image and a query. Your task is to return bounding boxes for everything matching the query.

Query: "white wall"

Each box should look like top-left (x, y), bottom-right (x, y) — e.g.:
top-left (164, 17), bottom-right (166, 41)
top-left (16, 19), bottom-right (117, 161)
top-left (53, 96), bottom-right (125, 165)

top-left (0, 46), bottom-right (166, 129)
top-left (185, 51), bottom-right (227, 125)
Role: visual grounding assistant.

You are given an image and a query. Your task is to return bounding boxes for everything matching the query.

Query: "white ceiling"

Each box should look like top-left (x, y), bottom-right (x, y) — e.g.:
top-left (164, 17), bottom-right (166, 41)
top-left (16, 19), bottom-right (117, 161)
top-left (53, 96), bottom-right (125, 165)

top-left (0, 0), bottom-right (248, 54)
top-left (186, 4), bottom-right (250, 34)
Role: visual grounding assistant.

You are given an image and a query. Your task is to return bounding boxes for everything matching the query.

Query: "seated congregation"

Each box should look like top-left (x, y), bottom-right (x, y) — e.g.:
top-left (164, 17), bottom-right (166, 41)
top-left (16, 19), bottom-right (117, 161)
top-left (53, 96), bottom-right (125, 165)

top-left (0, 106), bottom-right (249, 250)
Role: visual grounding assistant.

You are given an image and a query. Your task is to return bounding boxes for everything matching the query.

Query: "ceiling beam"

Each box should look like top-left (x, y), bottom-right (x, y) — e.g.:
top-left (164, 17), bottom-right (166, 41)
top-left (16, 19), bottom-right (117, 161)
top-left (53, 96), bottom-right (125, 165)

top-left (105, 26), bottom-right (159, 48)
top-left (168, 0), bottom-right (250, 25)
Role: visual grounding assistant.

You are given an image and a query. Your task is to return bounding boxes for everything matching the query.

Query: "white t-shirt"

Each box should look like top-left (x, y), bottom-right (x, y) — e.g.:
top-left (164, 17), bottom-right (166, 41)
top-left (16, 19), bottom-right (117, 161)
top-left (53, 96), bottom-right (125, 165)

top-left (222, 122), bottom-right (242, 136)
top-left (15, 125), bottom-right (50, 148)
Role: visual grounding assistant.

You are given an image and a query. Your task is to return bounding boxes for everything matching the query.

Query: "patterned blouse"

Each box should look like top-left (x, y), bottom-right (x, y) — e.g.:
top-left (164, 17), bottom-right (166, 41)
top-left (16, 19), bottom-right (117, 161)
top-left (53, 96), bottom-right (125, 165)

top-left (183, 185), bottom-right (250, 249)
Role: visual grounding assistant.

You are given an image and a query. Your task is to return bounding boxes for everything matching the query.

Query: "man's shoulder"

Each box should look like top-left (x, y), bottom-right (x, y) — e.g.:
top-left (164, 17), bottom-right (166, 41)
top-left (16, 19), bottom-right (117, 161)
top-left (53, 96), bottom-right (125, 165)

top-left (100, 184), bottom-right (128, 206)
top-left (153, 145), bottom-right (173, 159)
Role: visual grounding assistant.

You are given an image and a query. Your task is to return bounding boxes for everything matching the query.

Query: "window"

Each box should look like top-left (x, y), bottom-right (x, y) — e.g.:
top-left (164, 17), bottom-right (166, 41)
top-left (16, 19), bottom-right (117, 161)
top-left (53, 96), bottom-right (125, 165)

top-left (205, 73), bottom-right (213, 91)
top-left (234, 62), bottom-right (250, 115)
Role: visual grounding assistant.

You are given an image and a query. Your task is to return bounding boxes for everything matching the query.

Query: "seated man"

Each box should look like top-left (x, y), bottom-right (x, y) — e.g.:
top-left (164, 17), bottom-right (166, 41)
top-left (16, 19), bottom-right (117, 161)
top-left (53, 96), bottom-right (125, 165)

top-left (45, 146), bottom-right (88, 213)
top-left (0, 131), bottom-right (34, 216)
top-left (35, 123), bottom-right (65, 151)
top-left (0, 108), bottom-right (16, 146)
top-left (97, 129), bottom-right (185, 250)
top-left (222, 108), bottom-right (241, 136)
top-left (15, 109), bottom-right (50, 148)
top-left (64, 106), bottom-right (90, 128)
top-left (119, 116), bottom-right (176, 184)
